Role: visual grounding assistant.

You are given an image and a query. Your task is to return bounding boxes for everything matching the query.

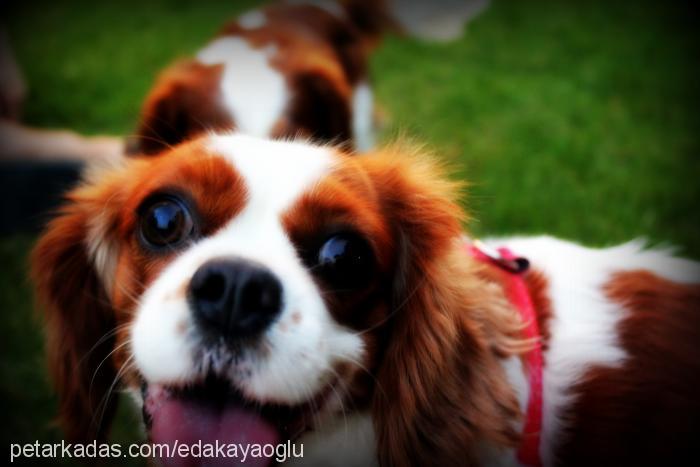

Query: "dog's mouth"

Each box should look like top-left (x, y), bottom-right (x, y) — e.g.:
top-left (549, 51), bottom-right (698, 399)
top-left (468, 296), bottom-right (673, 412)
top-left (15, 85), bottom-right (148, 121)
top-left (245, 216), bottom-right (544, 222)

top-left (142, 375), bottom-right (336, 467)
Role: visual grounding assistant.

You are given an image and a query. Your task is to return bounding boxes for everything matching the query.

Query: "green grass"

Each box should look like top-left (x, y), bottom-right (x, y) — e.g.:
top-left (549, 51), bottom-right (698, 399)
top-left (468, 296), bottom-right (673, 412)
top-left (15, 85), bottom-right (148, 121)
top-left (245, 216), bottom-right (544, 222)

top-left (372, 1), bottom-right (699, 250)
top-left (2, 0), bottom-right (699, 462)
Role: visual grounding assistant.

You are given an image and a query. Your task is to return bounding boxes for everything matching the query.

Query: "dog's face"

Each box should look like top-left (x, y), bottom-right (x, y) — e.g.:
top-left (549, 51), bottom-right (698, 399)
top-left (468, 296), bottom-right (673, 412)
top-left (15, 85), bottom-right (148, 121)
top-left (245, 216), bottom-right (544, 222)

top-left (32, 134), bottom-right (523, 466)
top-left (126, 135), bottom-right (394, 449)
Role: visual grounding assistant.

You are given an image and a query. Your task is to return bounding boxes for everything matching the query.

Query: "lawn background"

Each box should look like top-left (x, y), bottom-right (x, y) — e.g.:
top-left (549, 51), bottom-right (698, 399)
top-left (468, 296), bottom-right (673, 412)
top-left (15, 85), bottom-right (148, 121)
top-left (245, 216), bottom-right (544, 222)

top-left (2, 0), bottom-right (699, 464)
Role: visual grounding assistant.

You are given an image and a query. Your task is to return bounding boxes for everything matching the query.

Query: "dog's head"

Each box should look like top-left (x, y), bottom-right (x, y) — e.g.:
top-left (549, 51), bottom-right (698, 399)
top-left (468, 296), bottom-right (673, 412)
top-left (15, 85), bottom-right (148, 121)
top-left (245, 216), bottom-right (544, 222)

top-left (32, 134), bottom-right (524, 465)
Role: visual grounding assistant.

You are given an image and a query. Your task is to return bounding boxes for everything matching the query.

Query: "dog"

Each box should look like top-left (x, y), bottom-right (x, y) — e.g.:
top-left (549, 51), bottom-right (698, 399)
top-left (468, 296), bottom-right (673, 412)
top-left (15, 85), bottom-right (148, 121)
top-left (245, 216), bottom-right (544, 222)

top-left (128, 0), bottom-right (491, 156)
top-left (129, 0), bottom-right (392, 155)
top-left (32, 133), bottom-right (700, 466)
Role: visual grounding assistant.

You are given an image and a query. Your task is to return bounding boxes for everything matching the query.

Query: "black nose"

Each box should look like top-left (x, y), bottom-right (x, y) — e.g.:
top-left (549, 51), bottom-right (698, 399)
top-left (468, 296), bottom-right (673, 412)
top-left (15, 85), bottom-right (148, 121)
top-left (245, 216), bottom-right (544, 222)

top-left (189, 259), bottom-right (283, 339)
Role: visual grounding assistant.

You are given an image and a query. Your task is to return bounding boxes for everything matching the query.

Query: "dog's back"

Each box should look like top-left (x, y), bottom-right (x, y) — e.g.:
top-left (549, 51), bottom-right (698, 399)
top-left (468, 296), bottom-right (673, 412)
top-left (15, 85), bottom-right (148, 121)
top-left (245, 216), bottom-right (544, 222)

top-left (487, 236), bottom-right (700, 465)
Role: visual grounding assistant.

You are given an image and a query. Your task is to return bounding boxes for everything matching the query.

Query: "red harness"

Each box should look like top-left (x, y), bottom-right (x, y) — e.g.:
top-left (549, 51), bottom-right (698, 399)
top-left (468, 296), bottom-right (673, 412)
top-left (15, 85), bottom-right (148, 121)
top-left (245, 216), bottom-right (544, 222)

top-left (468, 240), bottom-right (543, 467)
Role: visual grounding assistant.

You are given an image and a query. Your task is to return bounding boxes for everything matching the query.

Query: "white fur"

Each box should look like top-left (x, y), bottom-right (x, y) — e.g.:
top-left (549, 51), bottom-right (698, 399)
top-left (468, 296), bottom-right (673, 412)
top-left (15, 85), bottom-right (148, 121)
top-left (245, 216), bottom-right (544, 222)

top-left (131, 134), bottom-right (364, 406)
top-left (86, 216), bottom-right (119, 297)
top-left (351, 82), bottom-right (375, 151)
top-left (386, 0), bottom-right (490, 42)
top-left (131, 272), bottom-right (197, 383)
top-left (238, 9), bottom-right (267, 29)
top-left (197, 38), bottom-right (288, 138)
top-left (502, 356), bottom-right (529, 422)
top-left (486, 235), bottom-right (700, 465)
top-left (287, 0), bottom-right (345, 19)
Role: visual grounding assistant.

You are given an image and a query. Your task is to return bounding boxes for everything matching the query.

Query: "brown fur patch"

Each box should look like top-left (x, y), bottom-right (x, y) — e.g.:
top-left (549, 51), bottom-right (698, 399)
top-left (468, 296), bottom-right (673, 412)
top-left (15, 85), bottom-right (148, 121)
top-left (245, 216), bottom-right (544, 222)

top-left (130, 60), bottom-right (233, 155)
top-left (281, 153), bottom-right (393, 330)
top-left (275, 71), bottom-right (352, 146)
top-left (556, 269), bottom-right (700, 465)
top-left (113, 142), bottom-right (248, 310)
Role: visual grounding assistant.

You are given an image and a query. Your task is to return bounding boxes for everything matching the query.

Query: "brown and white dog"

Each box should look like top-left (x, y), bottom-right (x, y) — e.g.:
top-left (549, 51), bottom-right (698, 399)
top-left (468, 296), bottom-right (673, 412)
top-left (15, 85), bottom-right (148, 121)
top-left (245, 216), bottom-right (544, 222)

top-left (32, 133), bottom-right (700, 466)
top-left (130, 0), bottom-right (390, 155)
top-left (129, 0), bottom-right (491, 156)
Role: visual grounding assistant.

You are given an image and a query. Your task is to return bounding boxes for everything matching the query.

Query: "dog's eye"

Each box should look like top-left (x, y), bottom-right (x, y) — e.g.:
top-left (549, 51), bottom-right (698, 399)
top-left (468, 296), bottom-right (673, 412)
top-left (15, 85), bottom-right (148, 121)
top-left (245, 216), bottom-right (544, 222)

top-left (139, 196), bottom-right (194, 249)
top-left (316, 233), bottom-right (374, 289)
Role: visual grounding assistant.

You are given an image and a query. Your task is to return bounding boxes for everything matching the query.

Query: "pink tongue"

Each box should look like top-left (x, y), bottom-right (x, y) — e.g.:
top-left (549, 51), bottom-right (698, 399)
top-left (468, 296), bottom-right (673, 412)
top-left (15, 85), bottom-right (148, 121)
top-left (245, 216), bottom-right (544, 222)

top-left (149, 388), bottom-right (279, 467)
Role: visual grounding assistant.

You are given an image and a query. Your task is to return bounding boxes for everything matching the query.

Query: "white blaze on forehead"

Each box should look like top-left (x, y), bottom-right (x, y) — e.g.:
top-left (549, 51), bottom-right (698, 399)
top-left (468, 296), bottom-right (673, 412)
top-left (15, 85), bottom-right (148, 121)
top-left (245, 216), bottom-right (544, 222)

top-left (208, 133), bottom-right (334, 212)
top-left (197, 37), bottom-right (287, 138)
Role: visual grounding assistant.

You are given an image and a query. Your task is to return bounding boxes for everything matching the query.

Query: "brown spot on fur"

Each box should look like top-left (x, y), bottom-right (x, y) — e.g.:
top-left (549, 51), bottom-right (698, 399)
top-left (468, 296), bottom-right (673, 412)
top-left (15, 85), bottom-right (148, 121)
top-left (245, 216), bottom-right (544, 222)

top-left (175, 319), bottom-right (188, 336)
top-left (165, 281), bottom-right (189, 302)
top-left (291, 311), bottom-right (302, 324)
top-left (556, 269), bottom-right (700, 465)
top-left (130, 60), bottom-right (233, 155)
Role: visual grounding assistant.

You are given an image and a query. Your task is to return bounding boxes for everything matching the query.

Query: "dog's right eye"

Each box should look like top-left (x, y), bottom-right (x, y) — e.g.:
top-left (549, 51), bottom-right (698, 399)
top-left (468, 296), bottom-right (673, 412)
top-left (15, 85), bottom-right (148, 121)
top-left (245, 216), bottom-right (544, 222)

top-left (139, 196), bottom-right (195, 250)
top-left (315, 232), bottom-right (375, 290)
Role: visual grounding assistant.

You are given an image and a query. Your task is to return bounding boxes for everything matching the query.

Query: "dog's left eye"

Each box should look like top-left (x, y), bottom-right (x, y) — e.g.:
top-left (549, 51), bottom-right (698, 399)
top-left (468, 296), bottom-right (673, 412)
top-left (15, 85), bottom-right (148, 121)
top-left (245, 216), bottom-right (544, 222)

top-left (139, 196), bottom-right (195, 250)
top-left (315, 233), bottom-right (375, 289)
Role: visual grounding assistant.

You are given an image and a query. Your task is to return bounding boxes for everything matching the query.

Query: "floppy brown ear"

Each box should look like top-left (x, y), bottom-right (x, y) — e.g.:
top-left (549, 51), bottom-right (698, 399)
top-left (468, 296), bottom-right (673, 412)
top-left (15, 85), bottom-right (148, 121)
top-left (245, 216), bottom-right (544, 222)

top-left (272, 71), bottom-right (352, 147)
top-left (31, 187), bottom-right (121, 441)
top-left (364, 148), bottom-right (527, 465)
top-left (129, 60), bottom-right (231, 155)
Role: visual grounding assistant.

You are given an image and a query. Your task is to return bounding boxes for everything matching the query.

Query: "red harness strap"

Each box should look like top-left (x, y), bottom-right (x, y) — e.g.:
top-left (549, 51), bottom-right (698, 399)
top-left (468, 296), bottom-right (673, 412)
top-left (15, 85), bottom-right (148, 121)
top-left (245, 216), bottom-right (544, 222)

top-left (468, 241), bottom-right (543, 467)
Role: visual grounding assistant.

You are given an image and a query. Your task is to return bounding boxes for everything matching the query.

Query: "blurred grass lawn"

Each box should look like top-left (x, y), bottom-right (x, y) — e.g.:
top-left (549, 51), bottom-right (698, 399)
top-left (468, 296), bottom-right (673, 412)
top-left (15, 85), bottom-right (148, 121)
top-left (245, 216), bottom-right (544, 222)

top-left (2, 0), bottom-right (698, 461)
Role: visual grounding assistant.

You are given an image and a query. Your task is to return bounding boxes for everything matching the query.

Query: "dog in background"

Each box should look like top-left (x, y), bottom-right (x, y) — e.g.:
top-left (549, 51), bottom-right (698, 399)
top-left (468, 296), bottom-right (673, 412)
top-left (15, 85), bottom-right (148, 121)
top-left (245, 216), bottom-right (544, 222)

top-left (129, 0), bottom-right (491, 155)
